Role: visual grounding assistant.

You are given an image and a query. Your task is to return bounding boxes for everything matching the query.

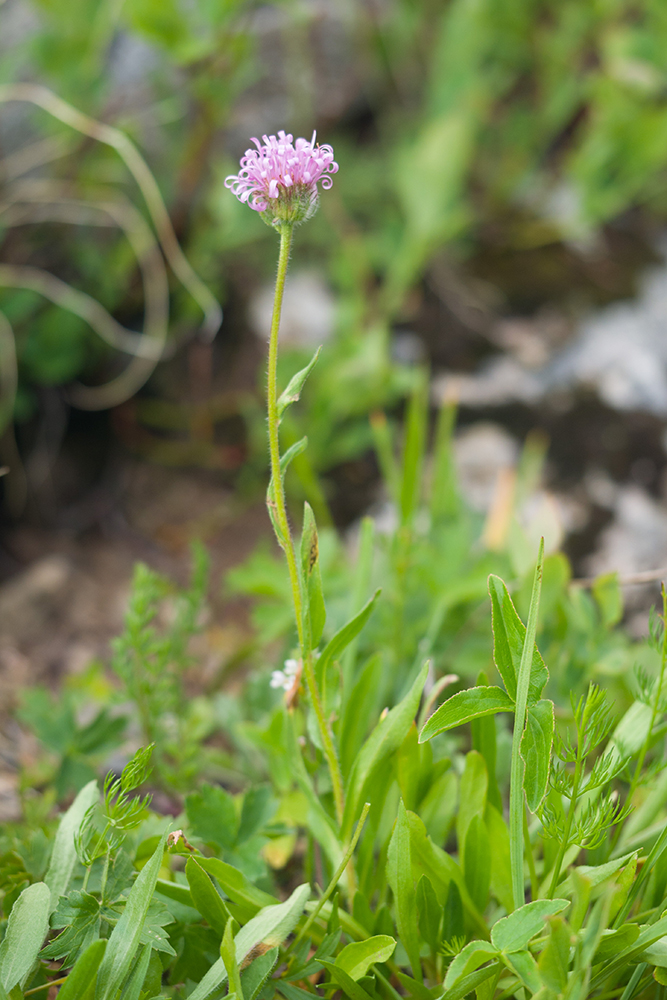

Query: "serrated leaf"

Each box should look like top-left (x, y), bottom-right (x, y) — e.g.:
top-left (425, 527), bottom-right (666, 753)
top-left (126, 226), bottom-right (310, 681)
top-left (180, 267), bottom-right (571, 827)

top-left (277, 348), bottom-right (321, 419)
top-left (335, 935), bottom-right (396, 980)
top-left (488, 575), bottom-right (548, 704)
top-left (520, 699), bottom-right (554, 812)
top-left (419, 686), bottom-right (514, 743)
top-left (41, 890), bottom-right (100, 964)
top-left (491, 899), bottom-right (569, 954)
top-left (45, 780), bottom-right (99, 913)
top-left (0, 881), bottom-right (51, 991)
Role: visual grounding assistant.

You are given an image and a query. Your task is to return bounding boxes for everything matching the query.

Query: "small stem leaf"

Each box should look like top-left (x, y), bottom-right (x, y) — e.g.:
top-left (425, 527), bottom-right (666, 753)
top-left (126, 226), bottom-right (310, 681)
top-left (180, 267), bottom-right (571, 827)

top-left (521, 699), bottom-right (555, 813)
top-left (0, 882), bottom-right (51, 992)
top-left (277, 347), bottom-right (321, 420)
top-left (490, 899), bottom-right (569, 953)
top-left (419, 686), bottom-right (514, 743)
top-left (488, 574), bottom-right (548, 704)
top-left (300, 502), bottom-right (326, 649)
top-left (316, 590), bottom-right (380, 695)
top-left (443, 941), bottom-right (499, 989)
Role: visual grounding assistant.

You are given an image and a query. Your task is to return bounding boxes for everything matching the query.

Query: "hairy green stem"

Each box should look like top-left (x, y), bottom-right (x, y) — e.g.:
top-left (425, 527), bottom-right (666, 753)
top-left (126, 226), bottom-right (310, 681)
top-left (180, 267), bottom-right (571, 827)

top-left (267, 222), bottom-right (345, 824)
top-left (509, 539), bottom-right (544, 910)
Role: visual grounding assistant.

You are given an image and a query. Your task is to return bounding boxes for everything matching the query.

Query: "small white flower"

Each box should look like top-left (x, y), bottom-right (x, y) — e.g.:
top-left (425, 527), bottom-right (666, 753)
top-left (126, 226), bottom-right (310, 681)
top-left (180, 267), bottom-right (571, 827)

top-left (270, 658), bottom-right (300, 691)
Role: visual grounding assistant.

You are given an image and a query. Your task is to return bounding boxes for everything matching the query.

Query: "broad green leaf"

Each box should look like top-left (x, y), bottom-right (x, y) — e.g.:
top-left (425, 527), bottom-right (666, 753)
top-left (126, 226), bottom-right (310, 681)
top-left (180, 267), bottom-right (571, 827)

top-left (335, 935), bottom-right (396, 980)
top-left (456, 751), bottom-right (487, 849)
top-left (186, 783), bottom-right (238, 851)
top-left (520, 699), bottom-right (554, 812)
top-left (316, 591), bottom-right (380, 701)
top-left (0, 882), bottom-right (50, 991)
top-left (45, 779), bottom-right (98, 912)
top-left (240, 948), bottom-right (278, 1000)
top-left (319, 960), bottom-right (375, 1000)
top-left (94, 831), bottom-right (168, 1000)
top-left (277, 348), bottom-right (321, 419)
top-left (186, 857), bottom-right (231, 937)
top-left (440, 964), bottom-right (500, 1000)
top-left (463, 815), bottom-right (490, 912)
top-left (538, 916), bottom-right (570, 993)
top-left (387, 801), bottom-right (422, 981)
top-left (502, 950), bottom-right (541, 992)
top-left (343, 662), bottom-right (428, 838)
top-left (595, 925), bottom-right (640, 963)
top-left (444, 940), bottom-right (498, 988)
top-left (416, 875), bottom-right (441, 954)
top-left (57, 940), bottom-right (106, 1000)
top-left (300, 502), bottom-right (326, 649)
top-left (488, 575), bottom-right (548, 704)
top-left (561, 852), bottom-right (638, 893)
top-left (419, 686), bottom-right (514, 743)
top-left (491, 899), bottom-right (569, 954)
top-left (188, 884), bottom-right (311, 1000)
top-left (195, 857), bottom-right (277, 913)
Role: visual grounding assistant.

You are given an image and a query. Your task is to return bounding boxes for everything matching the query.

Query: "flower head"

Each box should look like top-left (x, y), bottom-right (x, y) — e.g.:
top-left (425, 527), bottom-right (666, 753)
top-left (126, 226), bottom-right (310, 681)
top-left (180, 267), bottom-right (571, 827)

top-left (225, 130), bottom-right (338, 226)
top-left (270, 657), bottom-right (300, 691)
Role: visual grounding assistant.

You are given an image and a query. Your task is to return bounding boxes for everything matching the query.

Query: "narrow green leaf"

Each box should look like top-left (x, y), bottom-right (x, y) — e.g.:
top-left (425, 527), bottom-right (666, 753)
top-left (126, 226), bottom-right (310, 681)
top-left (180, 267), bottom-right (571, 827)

top-left (463, 815), bottom-right (491, 912)
top-left (45, 780), bottom-right (99, 912)
top-left (456, 751), bottom-right (487, 850)
top-left (118, 943), bottom-right (151, 1000)
top-left (316, 590), bottom-right (380, 699)
top-left (439, 964), bottom-right (500, 1000)
top-left (444, 941), bottom-right (498, 989)
top-left (343, 661), bottom-right (428, 838)
top-left (240, 947), bottom-right (278, 1000)
top-left (94, 831), bottom-right (168, 1000)
top-left (416, 875), bottom-right (441, 954)
top-left (186, 856), bottom-right (231, 936)
top-left (485, 804), bottom-right (513, 913)
top-left (419, 687), bottom-right (514, 743)
top-left (188, 884), bottom-right (311, 1000)
top-left (538, 916), bottom-right (570, 993)
top-left (320, 960), bottom-right (376, 1000)
top-left (300, 502), bottom-right (326, 649)
top-left (335, 935), bottom-right (396, 980)
top-left (520, 699), bottom-right (554, 813)
top-left (195, 857), bottom-right (277, 913)
top-left (502, 950), bottom-right (541, 992)
top-left (387, 801), bottom-right (422, 981)
top-left (491, 900), bottom-right (569, 954)
top-left (56, 940), bottom-right (107, 1000)
top-left (399, 371), bottom-right (428, 528)
top-left (277, 348), bottom-right (321, 419)
top-left (488, 574), bottom-right (548, 705)
top-left (221, 919), bottom-right (244, 1000)
top-left (471, 673), bottom-right (502, 811)
top-left (0, 882), bottom-right (51, 991)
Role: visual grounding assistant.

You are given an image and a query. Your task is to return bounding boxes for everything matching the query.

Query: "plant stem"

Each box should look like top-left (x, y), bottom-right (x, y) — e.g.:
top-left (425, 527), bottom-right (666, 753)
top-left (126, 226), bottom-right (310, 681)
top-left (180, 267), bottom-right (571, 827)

top-left (509, 539), bottom-right (544, 911)
top-left (267, 221), bottom-right (345, 824)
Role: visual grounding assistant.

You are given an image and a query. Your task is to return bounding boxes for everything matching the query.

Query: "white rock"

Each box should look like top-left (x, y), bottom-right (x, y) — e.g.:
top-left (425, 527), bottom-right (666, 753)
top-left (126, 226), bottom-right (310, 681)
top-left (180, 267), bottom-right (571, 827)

top-left (248, 270), bottom-right (335, 348)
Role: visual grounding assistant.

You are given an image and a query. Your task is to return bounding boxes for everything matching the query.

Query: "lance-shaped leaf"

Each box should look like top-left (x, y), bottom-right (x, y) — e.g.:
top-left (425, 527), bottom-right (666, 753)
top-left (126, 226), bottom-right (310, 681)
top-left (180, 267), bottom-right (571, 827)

top-left (488, 574), bottom-right (548, 704)
top-left (277, 348), bottom-right (321, 419)
top-left (186, 857), bottom-right (231, 937)
top-left (387, 801), bottom-right (421, 981)
top-left (266, 437), bottom-right (308, 546)
top-left (0, 881), bottom-right (51, 992)
top-left (57, 940), bottom-right (107, 1000)
top-left (419, 686), bottom-right (514, 743)
top-left (491, 899), bottom-right (569, 954)
top-left (45, 779), bottom-right (99, 913)
top-left (520, 699), bottom-right (555, 812)
top-left (316, 590), bottom-right (380, 695)
top-left (300, 502), bottom-right (326, 649)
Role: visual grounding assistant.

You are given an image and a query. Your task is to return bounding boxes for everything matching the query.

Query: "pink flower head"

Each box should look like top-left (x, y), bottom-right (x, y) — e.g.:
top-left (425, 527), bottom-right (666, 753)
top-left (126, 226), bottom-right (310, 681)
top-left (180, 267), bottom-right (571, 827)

top-left (225, 130), bottom-right (338, 225)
